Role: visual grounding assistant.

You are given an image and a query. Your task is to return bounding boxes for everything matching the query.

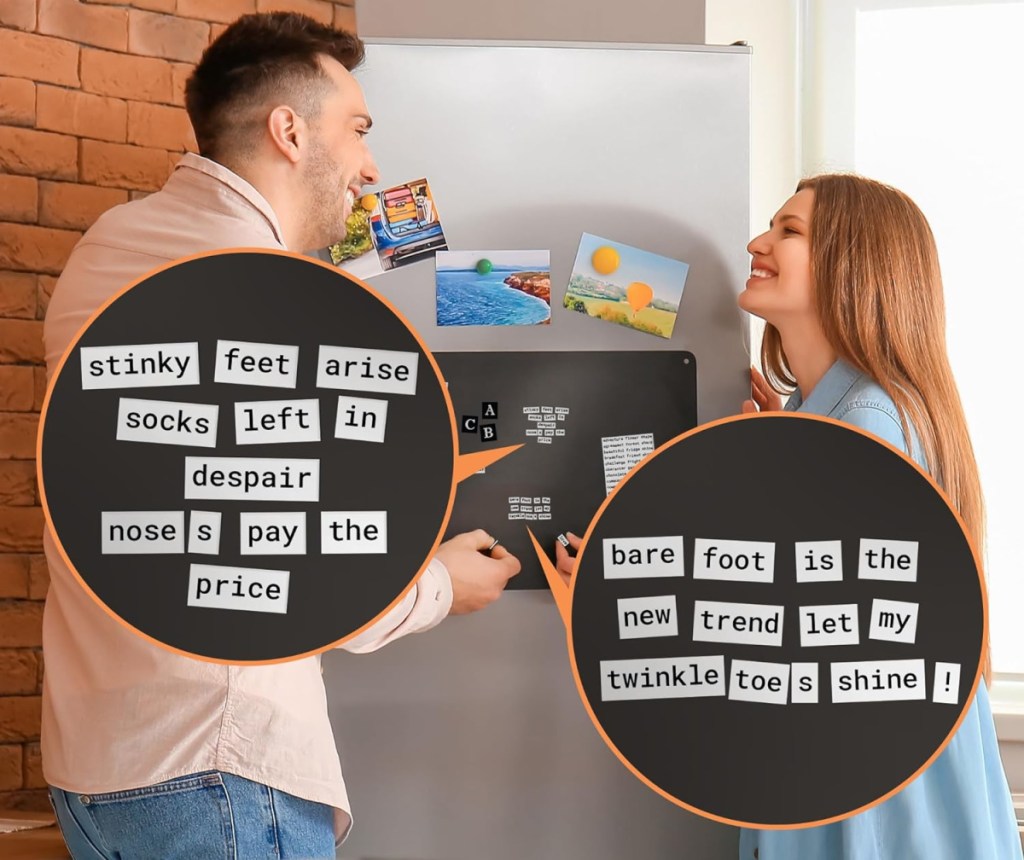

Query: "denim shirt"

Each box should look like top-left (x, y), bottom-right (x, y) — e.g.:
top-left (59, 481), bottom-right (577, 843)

top-left (782, 358), bottom-right (922, 463)
top-left (738, 359), bottom-right (1020, 860)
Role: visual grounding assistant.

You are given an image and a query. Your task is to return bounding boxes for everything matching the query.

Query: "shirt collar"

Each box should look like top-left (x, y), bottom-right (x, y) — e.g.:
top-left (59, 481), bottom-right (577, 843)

top-left (784, 357), bottom-right (862, 416)
top-left (170, 153), bottom-right (287, 247)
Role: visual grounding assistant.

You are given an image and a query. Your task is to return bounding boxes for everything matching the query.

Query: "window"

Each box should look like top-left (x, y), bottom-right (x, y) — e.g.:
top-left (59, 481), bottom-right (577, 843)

top-left (805, 0), bottom-right (1024, 683)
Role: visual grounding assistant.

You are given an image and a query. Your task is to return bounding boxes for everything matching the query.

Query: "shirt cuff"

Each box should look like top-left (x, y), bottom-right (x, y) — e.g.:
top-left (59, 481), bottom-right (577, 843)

top-left (338, 556), bottom-right (453, 653)
top-left (417, 556), bottom-right (454, 632)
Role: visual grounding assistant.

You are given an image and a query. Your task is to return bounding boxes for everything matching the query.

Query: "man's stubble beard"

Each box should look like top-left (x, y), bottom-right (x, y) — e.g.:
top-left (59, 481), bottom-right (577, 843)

top-left (300, 137), bottom-right (348, 251)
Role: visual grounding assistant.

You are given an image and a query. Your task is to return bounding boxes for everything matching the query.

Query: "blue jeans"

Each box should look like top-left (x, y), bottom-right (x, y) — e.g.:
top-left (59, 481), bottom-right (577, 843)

top-left (49, 771), bottom-right (336, 859)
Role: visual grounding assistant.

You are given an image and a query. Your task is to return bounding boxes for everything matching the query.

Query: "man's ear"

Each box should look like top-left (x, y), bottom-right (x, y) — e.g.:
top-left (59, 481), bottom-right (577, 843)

top-left (266, 105), bottom-right (306, 164)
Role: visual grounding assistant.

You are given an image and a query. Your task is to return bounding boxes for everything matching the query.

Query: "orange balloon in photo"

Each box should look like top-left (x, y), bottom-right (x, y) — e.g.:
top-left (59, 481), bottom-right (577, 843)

top-left (627, 281), bottom-right (653, 315)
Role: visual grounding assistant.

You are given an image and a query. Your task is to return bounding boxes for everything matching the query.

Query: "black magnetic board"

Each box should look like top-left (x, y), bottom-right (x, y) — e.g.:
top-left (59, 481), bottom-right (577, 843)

top-left (437, 350), bottom-right (697, 589)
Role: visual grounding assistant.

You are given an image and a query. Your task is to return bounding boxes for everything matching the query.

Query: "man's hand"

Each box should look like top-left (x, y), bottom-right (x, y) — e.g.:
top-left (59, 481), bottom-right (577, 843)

top-left (554, 532), bottom-right (582, 589)
top-left (436, 529), bottom-right (521, 615)
top-left (741, 366), bottom-right (783, 413)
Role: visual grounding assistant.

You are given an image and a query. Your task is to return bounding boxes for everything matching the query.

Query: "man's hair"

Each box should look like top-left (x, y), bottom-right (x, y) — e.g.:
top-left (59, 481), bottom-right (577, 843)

top-left (185, 12), bottom-right (365, 161)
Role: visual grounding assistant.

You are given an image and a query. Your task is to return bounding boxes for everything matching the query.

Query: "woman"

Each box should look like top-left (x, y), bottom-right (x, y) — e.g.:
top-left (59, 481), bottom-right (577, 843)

top-left (738, 174), bottom-right (1019, 859)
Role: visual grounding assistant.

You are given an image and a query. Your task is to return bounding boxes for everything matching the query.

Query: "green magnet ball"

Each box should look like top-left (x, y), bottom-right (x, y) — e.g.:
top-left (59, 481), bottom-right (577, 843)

top-left (476, 258), bottom-right (493, 275)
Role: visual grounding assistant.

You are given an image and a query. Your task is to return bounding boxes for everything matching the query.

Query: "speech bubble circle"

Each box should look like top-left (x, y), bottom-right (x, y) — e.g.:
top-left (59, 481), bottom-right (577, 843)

top-left (626, 281), bottom-right (653, 314)
top-left (38, 250), bottom-right (521, 664)
top-left (537, 414), bottom-right (985, 828)
top-left (592, 246), bottom-right (620, 276)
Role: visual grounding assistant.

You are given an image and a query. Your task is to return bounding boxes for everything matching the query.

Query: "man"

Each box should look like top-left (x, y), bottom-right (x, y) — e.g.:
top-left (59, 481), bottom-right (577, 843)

top-left (42, 13), bottom-right (521, 858)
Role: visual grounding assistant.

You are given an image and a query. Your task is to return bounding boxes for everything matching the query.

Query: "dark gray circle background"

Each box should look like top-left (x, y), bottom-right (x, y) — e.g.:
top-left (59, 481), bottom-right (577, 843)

top-left (40, 252), bottom-right (454, 662)
top-left (571, 415), bottom-right (984, 826)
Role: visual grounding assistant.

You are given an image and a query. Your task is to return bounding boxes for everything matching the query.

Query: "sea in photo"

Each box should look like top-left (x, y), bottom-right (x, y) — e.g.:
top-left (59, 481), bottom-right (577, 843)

top-left (436, 251), bottom-right (551, 326)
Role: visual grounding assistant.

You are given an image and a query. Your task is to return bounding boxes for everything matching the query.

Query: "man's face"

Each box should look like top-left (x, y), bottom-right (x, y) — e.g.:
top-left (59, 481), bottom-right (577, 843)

top-left (300, 56), bottom-right (381, 250)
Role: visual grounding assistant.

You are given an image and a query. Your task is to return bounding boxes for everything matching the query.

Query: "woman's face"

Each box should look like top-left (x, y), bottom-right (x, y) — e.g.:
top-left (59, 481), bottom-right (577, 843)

top-left (738, 187), bottom-right (815, 325)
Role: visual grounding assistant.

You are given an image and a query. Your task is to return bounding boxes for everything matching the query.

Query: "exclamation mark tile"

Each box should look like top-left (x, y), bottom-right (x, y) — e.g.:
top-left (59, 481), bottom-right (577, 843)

top-left (932, 661), bottom-right (962, 704)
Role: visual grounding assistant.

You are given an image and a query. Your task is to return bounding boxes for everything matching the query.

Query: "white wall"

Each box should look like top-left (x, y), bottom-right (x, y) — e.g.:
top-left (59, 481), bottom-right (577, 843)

top-left (705, 0), bottom-right (800, 235)
top-left (705, 0), bottom-right (800, 365)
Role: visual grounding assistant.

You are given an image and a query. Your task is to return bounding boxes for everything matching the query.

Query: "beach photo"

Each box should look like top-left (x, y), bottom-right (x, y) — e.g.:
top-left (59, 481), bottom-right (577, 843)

top-left (436, 250), bottom-right (551, 327)
top-left (563, 233), bottom-right (689, 339)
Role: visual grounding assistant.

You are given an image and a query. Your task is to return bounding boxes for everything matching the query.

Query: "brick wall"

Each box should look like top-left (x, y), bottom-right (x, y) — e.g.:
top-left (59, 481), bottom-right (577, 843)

top-left (0, 0), bottom-right (357, 812)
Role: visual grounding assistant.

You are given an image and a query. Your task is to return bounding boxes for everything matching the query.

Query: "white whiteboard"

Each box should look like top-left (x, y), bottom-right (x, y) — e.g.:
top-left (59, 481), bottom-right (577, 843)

top-left (325, 40), bottom-right (749, 860)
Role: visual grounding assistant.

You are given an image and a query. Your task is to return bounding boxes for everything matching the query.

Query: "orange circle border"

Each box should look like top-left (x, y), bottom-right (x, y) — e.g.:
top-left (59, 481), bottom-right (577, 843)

top-left (563, 411), bottom-right (987, 831)
top-left (36, 247), bottom-right (460, 667)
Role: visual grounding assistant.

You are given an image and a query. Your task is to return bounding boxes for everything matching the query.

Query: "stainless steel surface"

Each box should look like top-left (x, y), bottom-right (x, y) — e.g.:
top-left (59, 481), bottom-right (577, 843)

top-left (325, 40), bottom-right (749, 860)
top-left (350, 40), bottom-right (751, 424)
top-left (328, 594), bottom-right (740, 860)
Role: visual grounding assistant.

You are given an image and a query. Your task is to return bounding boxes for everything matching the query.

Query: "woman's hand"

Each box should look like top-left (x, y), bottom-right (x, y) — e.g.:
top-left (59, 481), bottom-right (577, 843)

top-left (742, 366), bottom-right (783, 413)
top-left (554, 532), bottom-right (582, 589)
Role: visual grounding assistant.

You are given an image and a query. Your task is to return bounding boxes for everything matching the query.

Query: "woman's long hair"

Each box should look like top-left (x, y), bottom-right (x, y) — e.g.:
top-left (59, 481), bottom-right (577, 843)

top-left (761, 174), bottom-right (986, 648)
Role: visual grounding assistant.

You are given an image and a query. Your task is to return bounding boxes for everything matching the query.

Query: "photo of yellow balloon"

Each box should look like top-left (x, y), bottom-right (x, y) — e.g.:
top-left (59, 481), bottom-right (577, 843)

top-left (565, 232), bottom-right (689, 339)
top-left (592, 246), bottom-right (620, 276)
top-left (627, 281), bottom-right (654, 315)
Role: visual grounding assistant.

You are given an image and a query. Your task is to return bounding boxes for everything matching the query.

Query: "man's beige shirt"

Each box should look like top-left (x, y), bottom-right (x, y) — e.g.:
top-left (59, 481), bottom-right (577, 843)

top-left (41, 154), bottom-right (454, 841)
